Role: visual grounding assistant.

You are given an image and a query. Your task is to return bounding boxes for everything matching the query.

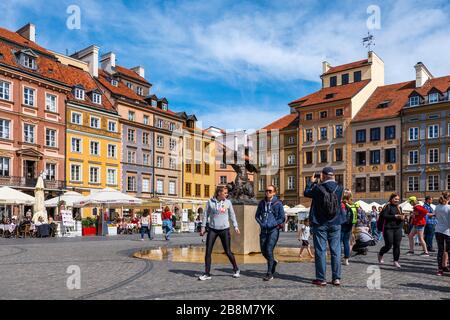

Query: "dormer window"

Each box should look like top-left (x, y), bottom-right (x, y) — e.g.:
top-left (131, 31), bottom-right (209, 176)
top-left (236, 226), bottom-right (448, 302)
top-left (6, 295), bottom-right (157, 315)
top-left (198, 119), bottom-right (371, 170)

top-left (74, 88), bottom-right (85, 100)
top-left (127, 82), bottom-right (133, 89)
top-left (111, 79), bottom-right (118, 87)
top-left (136, 87), bottom-right (143, 96)
top-left (151, 100), bottom-right (157, 107)
top-left (409, 95), bottom-right (420, 107)
top-left (162, 103), bottom-right (168, 111)
top-left (428, 92), bottom-right (439, 104)
top-left (377, 101), bottom-right (390, 109)
top-left (325, 93), bottom-right (335, 99)
top-left (21, 54), bottom-right (36, 69)
top-left (92, 93), bottom-right (102, 105)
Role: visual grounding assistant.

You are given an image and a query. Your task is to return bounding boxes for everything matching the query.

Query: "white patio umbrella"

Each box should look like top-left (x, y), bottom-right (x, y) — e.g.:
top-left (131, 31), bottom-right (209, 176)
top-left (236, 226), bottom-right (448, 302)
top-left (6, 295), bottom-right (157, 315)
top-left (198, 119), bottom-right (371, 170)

top-left (356, 200), bottom-right (372, 213)
top-left (45, 191), bottom-right (84, 208)
top-left (0, 186), bottom-right (35, 205)
top-left (399, 200), bottom-right (424, 213)
top-left (33, 176), bottom-right (48, 223)
top-left (368, 202), bottom-right (381, 209)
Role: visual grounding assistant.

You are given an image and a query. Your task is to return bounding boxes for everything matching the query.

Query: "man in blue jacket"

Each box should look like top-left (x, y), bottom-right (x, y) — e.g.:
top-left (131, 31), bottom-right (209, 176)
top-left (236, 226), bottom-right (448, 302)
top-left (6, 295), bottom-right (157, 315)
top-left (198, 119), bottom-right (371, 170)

top-left (304, 167), bottom-right (344, 286)
top-left (255, 185), bottom-right (285, 281)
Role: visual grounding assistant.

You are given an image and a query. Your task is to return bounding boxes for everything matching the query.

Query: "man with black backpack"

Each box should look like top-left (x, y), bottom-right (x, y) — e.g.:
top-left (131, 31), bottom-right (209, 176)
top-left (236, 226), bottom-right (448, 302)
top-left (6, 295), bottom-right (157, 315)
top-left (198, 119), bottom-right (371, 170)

top-left (304, 167), bottom-right (344, 286)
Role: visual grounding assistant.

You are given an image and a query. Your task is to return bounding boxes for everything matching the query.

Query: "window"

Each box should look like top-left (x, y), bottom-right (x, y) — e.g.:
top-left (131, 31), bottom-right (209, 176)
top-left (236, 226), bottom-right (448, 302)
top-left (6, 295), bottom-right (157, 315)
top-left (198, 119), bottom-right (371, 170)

top-left (156, 119), bottom-right (163, 128)
top-left (288, 136), bottom-right (295, 145)
top-left (127, 176), bottom-right (137, 192)
top-left (142, 179), bottom-right (150, 193)
top-left (341, 73), bottom-right (349, 85)
top-left (305, 113), bottom-right (313, 121)
top-left (335, 125), bottom-right (343, 138)
top-left (162, 103), bottom-right (168, 111)
top-left (335, 174), bottom-right (344, 186)
top-left (143, 153), bottom-right (150, 166)
top-left (428, 148), bottom-right (439, 164)
top-left (271, 135), bottom-right (279, 147)
top-left (320, 111), bottom-right (328, 119)
top-left (356, 178), bottom-right (366, 192)
top-left (90, 117), bottom-right (100, 129)
top-left (385, 148), bottom-right (396, 163)
top-left (136, 87), bottom-right (143, 96)
top-left (305, 129), bottom-right (313, 142)
top-left (111, 79), bottom-right (118, 87)
top-left (0, 81), bottom-right (10, 100)
top-left (151, 99), bottom-right (157, 107)
top-left (0, 119), bottom-right (10, 139)
top-left (23, 87), bottom-right (35, 106)
top-left (45, 93), bottom-right (57, 112)
top-left (89, 167), bottom-right (100, 184)
top-left (186, 161), bottom-right (192, 173)
top-left (330, 76), bottom-right (337, 87)
top-left (185, 183), bottom-right (192, 196)
top-left (305, 151), bottom-right (313, 164)
top-left (169, 157), bottom-right (176, 170)
top-left (74, 88), bottom-right (85, 100)
top-left (370, 177), bottom-right (381, 192)
top-left (409, 150), bottom-right (419, 165)
top-left (428, 175), bottom-right (439, 191)
top-left (70, 164), bottom-right (81, 181)
top-left (219, 163), bottom-right (227, 169)
top-left (428, 125), bottom-right (439, 139)
top-left (0, 157), bottom-right (10, 176)
top-left (195, 162), bottom-right (201, 174)
top-left (71, 138), bottom-right (81, 152)
top-left (408, 127), bottom-right (418, 141)
top-left (259, 153), bottom-right (265, 166)
top-left (92, 93), bottom-right (101, 105)
top-left (169, 139), bottom-right (176, 151)
top-left (23, 124), bottom-right (35, 143)
top-left (448, 175), bottom-right (450, 190)
top-left (354, 71), bottom-right (362, 82)
top-left (128, 111), bottom-right (135, 121)
top-left (71, 112), bottom-right (82, 125)
top-left (107, 144), bottom-right (116, 158)
top-left (127, 151), bottom-right (136, 163)
top-left (45, 129), bottom-right (56, 147)
top-left (107, 169), bottom-right (117, 185)
top-left (90, 141), bottom-right (99, 156)
top-left (356, 129), bottom-right (366, 143)
top-left (409, 96), bottom-right (420, 106)
top-left (320, 127), bottom-right (327, 140)
top-left (169, 122), bottom-right (175, 132)
top-left (336, 108), bottom-right (343, 117)
top-left (143, 115), bottom-right (149, 125)
top-left (195, 184), bottom-right (201, 197)
top-left (203, 185), bottom-right (209, 198)
top-left (157, 156), bottom-right (164, 168)
top-left (428, 92), bottom-right (439, 103)
top-left (108, 121), bottom-right (116, 132)
top-left (195, 140), bottom-right (201, 152)
top-left (287, 176), bottom-right (295, 190)
top-left (220, 176), bottom-right (227, 184)
top-left (45, 163), bottom-right (56, 180)
top-left (271, 153), bottom-right (279, 166)
top-left (356, 151), bottom-right (366, 166)
top-left (21, 54), bottom-right (36, 69)
top-left (335, 148), bottom-right (343, 162)
top-left (127, 82), bottom-right (133, 89)
top-left (448, 147), bottom-right (450, 162)
top-left (370, 150), bottom-right (380, 165)
top-left (385, 126), bottom-right (396, 140)
top-left (157, 135), bottom-right (164, 147)
top-left (384, 176), bottom-right (396, 191)
top-left (127, 129), bottom-right (135, 142)
top-left (370, 128), bottom-right (381, 141)
top-left (170, 181), bottom-right (176, 195)
top-left (448, 123), bottom-right (450, 136)
top-left (142, 132), bottom-right (150, 145)
top-left (204, 163), bottom-right (210, 175)
top-left (408, 177), bottom-right (419, 192)
top-left (287, 154), bottom-right (296, 165)
top-left (320, 150), bottom-right (327, 163)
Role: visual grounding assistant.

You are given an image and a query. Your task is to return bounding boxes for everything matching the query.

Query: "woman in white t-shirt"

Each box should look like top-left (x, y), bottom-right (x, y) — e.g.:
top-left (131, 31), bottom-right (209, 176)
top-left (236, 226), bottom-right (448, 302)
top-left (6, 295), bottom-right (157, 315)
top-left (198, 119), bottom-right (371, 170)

top-left (139, 212), bottom-right (153, 241)
top-left (298, 218), bottom-right (313, 258)
top-left (435, 192), bottom-right (450, 276)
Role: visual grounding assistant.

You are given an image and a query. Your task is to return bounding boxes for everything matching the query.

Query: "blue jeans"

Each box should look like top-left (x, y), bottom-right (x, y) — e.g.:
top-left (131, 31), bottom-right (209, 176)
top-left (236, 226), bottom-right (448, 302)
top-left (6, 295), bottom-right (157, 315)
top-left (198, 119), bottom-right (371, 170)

top-left (140, 225), bottom-right (152, 239)
top-left (312, 223), bottom-right (342, 282)
top-left (259, 228), bottom-right (280, 275)
top-left (162, 220), bottom-right (173, 239)
top-left (370, 221), bottom-right (378, 238)
top-left (424, 224), bottom-right (435, 250)
top-left (340, 224), bottom-right (352, 259)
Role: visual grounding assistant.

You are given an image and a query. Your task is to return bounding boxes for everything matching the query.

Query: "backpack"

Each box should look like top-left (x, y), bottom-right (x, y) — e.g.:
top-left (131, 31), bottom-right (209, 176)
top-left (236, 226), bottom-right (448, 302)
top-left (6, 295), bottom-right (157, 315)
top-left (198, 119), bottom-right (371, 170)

top-left (315, 184), bottom-right (340, 221)
top-left (344, 203), bottom-right (358, 225)
top-left (377, 205), bottom-right (389, 232)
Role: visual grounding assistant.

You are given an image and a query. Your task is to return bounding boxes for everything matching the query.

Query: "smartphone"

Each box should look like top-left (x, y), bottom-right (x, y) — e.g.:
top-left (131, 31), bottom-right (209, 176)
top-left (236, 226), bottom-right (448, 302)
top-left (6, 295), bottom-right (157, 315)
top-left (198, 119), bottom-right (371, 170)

top-left (314, 173), bottom-right (321, 179)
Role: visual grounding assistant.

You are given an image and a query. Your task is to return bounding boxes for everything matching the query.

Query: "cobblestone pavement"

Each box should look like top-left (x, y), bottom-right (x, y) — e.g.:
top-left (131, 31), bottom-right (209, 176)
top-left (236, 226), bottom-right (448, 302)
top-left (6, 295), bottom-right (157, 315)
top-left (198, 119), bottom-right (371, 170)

top-left (0, 232), bottom-right (448, 300)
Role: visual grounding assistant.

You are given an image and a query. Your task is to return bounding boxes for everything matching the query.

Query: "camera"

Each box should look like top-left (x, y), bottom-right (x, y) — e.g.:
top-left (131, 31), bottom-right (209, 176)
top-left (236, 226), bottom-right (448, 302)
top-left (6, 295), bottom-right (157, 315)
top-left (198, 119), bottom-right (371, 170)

top-left (314, 173), bottom-right (321, 179)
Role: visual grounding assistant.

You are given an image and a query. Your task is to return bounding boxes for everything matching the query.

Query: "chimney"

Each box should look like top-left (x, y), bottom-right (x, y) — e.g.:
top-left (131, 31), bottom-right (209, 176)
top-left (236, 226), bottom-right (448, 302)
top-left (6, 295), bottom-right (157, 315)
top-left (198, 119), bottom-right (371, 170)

top-left (130, 66), bottom-right (145, 78)
top-left (71, 45), bottom-right (99, 77)
top-left (322, 61), bottom-right (331, 74)
top-left (414, 62), bottom-right (433, 88)
top-left (100, 52), bottom-right (116, 74)
top-left (16, 23), bottom-right (36, 42)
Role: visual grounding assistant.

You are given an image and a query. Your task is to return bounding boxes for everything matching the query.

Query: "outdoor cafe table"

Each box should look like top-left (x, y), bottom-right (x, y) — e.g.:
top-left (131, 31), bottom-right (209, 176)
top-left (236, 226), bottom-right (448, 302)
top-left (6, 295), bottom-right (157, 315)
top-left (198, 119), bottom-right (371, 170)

top-left (0, 224), bottom-right (15, 232)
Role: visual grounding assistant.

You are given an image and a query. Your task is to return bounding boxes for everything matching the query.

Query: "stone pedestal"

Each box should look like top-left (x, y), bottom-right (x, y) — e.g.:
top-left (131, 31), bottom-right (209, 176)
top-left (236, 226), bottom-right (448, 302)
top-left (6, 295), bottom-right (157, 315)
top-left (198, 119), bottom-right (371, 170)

top-left (213, 204), bottom-right (260, 255)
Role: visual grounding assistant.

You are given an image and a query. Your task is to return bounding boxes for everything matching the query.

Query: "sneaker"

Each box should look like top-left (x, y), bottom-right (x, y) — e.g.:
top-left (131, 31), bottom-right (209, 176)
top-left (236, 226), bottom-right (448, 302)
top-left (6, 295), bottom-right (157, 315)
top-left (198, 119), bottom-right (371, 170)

top-left (419, 252), bottom-right (430, 257)
top-left (406, 251), bottom-right (415, 256)
top-left (312, 279), bottom-right (327, 287)
top-left (332, 279), bottom-right (341, 286)
top-left (378, 254), bottom-right (384, 264)
top-left (140, 239), bottom-right (144, 241)
top-left (343, 258), bottom-right (349, 266)
top-left (233, 270), bottom-right (240, 278)
top-left (263, 274), bottom-right (274, 281)
top-left (198, 274), bottom-right (212, 281)
top-left (436, 270), bottom-right (444, 276)
top-left (443, 267), bottom-right (450, 272)
top-left (272, 260), bottom-right (278, 274)
top-left (393, 261), bottom-right (401, 268)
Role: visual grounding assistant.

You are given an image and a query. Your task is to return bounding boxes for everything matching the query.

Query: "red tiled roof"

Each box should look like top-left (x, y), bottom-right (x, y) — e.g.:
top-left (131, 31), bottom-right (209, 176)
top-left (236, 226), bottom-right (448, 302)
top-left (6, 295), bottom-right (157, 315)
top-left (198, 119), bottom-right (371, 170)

top-left (60, 64), bottom-right (115, 112)
top-left (324, 59), bottom-right (369, 75)
top-left (98, 69), bottom-right (145, 102)
top-left (114, 65), bottom-right (150, 85)
top-left (0, 27), bottom-right (53, 56)
top-left (289, 79), bottom-right (370, 107)
top-left (263, 113), bottom-right (298, 130)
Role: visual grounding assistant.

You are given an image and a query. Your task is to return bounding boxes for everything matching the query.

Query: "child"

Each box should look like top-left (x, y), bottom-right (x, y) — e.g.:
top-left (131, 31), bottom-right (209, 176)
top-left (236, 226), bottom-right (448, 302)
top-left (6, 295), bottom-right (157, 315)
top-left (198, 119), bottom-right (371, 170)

top-left (298, 218), bottom-right (313, 258)
top-left (352, 226), bottom-right (377, 256)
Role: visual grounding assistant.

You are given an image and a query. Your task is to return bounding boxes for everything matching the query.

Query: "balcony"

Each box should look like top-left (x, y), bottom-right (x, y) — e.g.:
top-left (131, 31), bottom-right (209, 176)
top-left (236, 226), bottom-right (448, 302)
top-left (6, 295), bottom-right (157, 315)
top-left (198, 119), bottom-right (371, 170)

top-left (0, 176), bottom-right (66, 189)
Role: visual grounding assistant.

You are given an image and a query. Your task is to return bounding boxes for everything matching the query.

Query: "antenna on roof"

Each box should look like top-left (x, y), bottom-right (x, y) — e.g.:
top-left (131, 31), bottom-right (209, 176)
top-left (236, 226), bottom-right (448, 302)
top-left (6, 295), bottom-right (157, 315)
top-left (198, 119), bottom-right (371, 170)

top-left (362, 31), bottom-right (375, 52)
top-left (65, 49), bottom-right (69, 55)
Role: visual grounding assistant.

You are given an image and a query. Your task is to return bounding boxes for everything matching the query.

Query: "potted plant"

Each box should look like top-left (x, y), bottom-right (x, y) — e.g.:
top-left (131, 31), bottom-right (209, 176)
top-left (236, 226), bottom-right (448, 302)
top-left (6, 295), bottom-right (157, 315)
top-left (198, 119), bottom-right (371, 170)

top-left (82, 217), bottom-right (97, 236)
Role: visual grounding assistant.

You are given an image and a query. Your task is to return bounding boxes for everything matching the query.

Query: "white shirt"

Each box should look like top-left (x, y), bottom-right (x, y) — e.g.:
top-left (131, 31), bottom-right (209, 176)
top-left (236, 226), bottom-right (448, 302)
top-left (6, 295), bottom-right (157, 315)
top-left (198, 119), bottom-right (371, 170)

top-left (435, 204), bottom-right (450, 236)
top-left (300, 224), bottom-right (311, 240)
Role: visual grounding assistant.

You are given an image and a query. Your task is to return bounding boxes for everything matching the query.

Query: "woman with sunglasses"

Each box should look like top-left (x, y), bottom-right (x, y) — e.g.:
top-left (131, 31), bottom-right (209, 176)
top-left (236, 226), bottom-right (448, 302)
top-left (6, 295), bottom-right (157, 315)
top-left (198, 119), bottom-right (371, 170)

top-left (199, 185), bottom-right (240, 281)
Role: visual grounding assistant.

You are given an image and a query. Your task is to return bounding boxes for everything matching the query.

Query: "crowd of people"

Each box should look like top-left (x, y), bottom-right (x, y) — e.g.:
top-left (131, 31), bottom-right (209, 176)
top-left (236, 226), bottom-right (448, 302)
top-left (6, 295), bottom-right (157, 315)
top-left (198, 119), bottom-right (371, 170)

top-left (0, 210), bottom-right (58, 238)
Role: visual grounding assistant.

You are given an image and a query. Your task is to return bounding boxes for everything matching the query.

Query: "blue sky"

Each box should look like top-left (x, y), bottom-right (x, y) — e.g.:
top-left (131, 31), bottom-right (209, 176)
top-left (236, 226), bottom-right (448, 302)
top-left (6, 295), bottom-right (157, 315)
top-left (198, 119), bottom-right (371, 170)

top-left (2, 0), bottom-right (450, 130)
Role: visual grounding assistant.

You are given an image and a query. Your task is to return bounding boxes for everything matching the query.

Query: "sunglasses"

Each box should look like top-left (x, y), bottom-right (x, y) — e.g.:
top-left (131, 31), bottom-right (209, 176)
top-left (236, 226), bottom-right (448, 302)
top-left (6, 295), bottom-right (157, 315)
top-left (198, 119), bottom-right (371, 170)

top-left (265, 189), bottom-right (274, 193)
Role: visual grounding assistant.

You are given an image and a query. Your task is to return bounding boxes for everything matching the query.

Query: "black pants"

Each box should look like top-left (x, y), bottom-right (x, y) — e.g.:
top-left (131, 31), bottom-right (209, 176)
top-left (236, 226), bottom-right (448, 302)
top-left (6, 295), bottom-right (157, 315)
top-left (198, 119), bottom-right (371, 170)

top-left (204, 228), bottom-right (238, 275)
top-left (260, 228), bottom-right (280, 275)
top-left (379, 228), bottom-right (402, 262)
top-left (352, 240), bottom-right (376, 255)
top-left (435, 232), bottom-right (450, 270)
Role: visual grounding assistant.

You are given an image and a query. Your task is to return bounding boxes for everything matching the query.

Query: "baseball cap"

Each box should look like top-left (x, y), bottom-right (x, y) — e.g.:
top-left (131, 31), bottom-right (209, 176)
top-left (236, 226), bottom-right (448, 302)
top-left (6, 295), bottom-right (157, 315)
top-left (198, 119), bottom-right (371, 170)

top-left (322, 167), bottom-right (335, 176)
top-left (408, 196), bottom-right (417, 203)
